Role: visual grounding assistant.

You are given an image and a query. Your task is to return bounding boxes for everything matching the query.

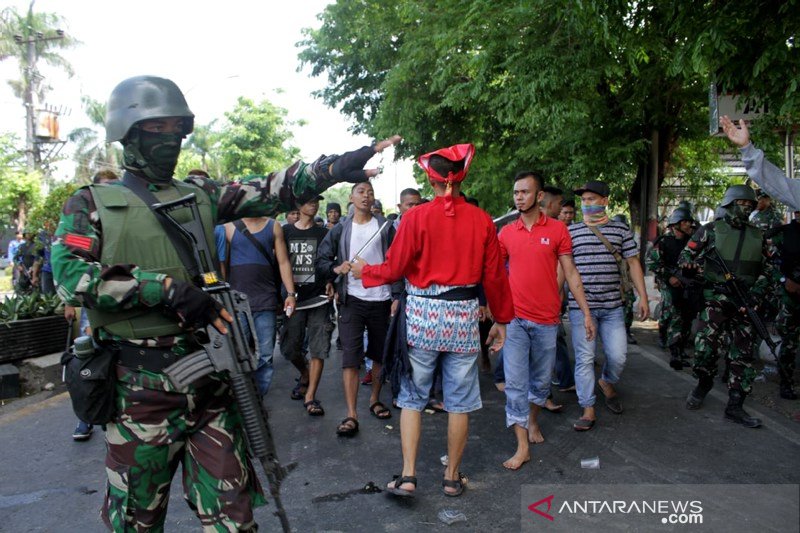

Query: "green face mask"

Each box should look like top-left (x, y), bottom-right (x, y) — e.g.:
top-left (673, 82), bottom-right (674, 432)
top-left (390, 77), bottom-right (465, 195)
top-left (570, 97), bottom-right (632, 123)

top-left (123, 130), bottom-right (183, 182)
top-left (728, 203), bottom-right (754, 223)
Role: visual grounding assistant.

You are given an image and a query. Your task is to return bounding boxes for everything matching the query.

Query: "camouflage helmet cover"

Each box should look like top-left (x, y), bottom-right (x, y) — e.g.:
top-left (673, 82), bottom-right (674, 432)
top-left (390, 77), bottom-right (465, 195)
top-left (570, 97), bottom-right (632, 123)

top-left (105, 76), bottom-right (194, 142)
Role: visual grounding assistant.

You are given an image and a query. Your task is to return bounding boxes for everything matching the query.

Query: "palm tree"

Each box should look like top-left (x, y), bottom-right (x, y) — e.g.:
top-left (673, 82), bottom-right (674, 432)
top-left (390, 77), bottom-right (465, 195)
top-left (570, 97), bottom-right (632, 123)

top-left (68, 95), bottom-right (121, 184)
top-left (0, 2), bottom-right (78, 172)
top-left (183, 121), bottom-right (222, 175)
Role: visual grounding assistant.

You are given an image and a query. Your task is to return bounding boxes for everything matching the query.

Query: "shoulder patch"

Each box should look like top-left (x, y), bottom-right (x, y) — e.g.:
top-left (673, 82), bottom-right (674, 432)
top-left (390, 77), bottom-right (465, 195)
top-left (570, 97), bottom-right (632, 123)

top-left (64, 233), bottom-right (93, 251)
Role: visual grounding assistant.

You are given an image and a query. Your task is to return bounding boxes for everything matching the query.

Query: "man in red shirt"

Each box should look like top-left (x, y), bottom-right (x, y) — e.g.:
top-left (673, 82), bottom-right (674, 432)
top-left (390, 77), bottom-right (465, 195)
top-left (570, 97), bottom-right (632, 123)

top-left (351, 143), bottom-right (513, 498)
top-left (498, 171), bottom-right (595, 470)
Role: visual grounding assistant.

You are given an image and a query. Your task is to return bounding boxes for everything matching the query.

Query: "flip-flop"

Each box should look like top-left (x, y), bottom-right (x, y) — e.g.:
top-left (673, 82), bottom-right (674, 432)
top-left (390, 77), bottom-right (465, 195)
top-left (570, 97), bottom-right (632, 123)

top-left (573, 418), bottom-right (595, 431)
top-left (442, 472), bottom-right (468, 497)
top-left (369, 401), bottom-right (392, 419)
top-left (605, 396), bottom-right (623, 414)
top-left (303, 399), bottom-right (325, 416)
top-left (290, 381), bottom-right (309, 400)
top-left (336, 417), bottom-right (359, 437)
top-left (426, 399), bottom-right (446, 413)
top-left (386, 475), bottom-right (417, 498)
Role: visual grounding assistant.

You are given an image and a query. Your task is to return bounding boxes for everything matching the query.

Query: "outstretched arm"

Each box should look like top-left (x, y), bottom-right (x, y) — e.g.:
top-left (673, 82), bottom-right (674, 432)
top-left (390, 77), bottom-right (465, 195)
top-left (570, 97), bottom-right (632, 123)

top-left (721, 116), bottom-right (800, 210)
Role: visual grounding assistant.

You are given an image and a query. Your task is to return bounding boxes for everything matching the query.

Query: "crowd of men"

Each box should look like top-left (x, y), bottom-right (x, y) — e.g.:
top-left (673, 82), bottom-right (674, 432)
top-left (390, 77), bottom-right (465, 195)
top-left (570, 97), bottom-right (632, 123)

top-left (44, 72), bottom-right (798, 531)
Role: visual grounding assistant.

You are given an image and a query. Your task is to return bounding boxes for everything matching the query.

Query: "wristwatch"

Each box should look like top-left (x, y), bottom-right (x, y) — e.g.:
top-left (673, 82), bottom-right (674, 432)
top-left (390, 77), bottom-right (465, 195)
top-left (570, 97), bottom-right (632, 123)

top-left (287, 292), bottom-right (298, 298)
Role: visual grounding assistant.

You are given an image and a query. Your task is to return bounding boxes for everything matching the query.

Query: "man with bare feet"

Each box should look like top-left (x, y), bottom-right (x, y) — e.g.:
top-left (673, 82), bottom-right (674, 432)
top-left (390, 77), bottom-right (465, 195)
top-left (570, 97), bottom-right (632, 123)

top-left (499, 171), bottom-right (595, 470)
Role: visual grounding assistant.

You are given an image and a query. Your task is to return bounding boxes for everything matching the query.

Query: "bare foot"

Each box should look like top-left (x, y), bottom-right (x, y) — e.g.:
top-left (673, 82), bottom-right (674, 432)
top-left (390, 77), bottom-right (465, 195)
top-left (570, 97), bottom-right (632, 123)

top-left (386, 478), bottom-right (416, 493)
top-left (544, 398), bottom-right (563, 412)
top-left (528, 424), bottom-right (545, 444)
top-left (598, 378), bottom-right (617, 398)
top-left (503, 451), bottom-right (531, 470)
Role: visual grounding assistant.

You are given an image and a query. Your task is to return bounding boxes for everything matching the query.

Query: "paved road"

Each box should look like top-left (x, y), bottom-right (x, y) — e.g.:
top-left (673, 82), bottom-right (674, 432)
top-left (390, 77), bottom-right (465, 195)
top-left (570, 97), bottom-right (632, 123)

top-left (1, 323), bottom-right (798, 532)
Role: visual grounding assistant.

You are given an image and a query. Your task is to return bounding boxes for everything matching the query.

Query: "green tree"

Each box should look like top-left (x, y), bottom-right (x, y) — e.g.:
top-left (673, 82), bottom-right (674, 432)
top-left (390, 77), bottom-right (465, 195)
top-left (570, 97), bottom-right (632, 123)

top-left (27, 182), bottom-right (76, 232)
top-left (217, 97), bottom-right (300, 177)
top-left (299, 0), bottom-right (797, 217)
top-left (67, 95), bottom-right (121, 184)
top-left (182, 121), bottom-right (222, 175)
top-left (0, 133), bottom-right (41, 229)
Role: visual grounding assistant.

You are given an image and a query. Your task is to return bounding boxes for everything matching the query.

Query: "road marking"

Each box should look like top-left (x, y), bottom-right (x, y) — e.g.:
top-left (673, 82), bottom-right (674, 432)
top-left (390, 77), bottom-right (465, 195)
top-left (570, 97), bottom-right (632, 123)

top-left (634, 343), bottom-right (800, 447)
top-left (0, 392), bottom-right (69, 427)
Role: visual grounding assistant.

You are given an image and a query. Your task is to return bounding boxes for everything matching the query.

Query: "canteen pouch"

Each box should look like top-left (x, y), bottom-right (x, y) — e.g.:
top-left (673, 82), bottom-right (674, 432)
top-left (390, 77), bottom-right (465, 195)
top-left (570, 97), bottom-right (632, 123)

top-left (62, 343), bottom-right (119, 425)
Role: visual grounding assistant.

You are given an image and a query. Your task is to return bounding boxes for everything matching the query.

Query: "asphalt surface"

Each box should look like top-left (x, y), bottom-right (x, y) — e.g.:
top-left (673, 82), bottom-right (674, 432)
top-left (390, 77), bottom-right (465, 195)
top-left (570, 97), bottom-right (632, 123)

top-left (1, 321), bottom-right (798, 532)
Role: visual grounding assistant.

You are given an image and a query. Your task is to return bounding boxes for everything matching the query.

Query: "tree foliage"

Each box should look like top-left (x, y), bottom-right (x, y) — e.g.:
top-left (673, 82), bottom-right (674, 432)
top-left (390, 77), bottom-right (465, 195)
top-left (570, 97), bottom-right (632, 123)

top-left (217, 97), bottom-right (300, 178)
top-left (27, 182), bottom-right (77, 232)
top-left (0, 133), bottom-right (41, 229)
top-left (299, 0), bottom-right (798, 216)
top-left (67, 95), bottom-right (121, 184)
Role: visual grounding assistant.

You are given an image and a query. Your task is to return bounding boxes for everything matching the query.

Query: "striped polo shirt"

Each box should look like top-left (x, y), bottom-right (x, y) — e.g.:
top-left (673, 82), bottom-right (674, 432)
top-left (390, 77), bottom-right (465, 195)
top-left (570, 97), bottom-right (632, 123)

top-left (567, 221), bottom-right (638, 310)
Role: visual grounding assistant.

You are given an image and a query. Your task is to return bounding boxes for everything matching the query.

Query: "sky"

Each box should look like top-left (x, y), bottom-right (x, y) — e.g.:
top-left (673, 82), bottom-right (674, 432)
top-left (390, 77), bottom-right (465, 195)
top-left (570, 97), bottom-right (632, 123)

top-left (0, 0), bottom-right (416, 209)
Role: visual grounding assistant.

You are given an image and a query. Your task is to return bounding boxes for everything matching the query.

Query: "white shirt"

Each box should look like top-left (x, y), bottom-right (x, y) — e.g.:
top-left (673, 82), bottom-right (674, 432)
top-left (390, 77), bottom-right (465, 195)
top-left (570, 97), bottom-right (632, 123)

top-left (347, 217), bottom-right (391, 301)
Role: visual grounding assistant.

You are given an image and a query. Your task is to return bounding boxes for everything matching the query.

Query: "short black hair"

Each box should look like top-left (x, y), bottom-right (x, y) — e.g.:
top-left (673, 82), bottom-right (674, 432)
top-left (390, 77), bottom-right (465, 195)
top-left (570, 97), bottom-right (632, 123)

top-left (351, 181), bottom-right (373, 193)
top-left (466, 196), bottom-right (480, 207)
top-left (399, 187), bottom-right (421, 199)
top-left (513, 170), bottom-right (544, 191)
top-left (429, 155), bottom-right (465, 177)
top-left (542, 185), bottom-right (563, 196)
top-left (561, 199), bottom-right (575, 208)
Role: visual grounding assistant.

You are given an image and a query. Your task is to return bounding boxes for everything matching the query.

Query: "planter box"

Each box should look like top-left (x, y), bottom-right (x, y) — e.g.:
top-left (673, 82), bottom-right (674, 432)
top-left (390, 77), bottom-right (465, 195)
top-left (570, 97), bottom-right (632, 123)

top-left (0, 315), bottom-right (69, 364)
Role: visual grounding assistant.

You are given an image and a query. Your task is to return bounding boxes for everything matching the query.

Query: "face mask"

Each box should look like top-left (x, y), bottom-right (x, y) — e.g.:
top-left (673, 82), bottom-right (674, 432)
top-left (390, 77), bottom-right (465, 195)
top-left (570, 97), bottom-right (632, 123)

top-left (123, 130), bottom-right (183, 182)
top-left (728, 203), bottom-right (753, 223)
top-left (581, 204), bottom-right (608, 225)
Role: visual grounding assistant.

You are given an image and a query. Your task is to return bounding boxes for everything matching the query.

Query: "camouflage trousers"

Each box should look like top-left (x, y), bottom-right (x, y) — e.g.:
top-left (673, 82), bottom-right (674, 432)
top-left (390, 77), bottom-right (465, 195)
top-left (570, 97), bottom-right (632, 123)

top-left (102, 365), bottom-right (266, 532)
top-left (659, 286), bottom-right (696, 349)
top-left (693, 291), bottom-right (757, 393)
top-left (776, 290), bottom-right (800, 386)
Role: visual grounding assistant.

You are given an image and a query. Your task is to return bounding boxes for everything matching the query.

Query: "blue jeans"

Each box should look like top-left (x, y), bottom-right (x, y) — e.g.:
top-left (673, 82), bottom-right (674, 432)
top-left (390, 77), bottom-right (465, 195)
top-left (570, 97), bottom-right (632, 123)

top-left (240, 310), bottom-right (276, 397)
top-left (569, 307), bottom-right (627, 408)
top-left (553, 322), bottom-right (574, 388)
top-left (494, 350), bottom-right (505, 383)
top-left (503, 318), bottom-right (558, 428)
top-left (398, 346), bottom-right (482, 414)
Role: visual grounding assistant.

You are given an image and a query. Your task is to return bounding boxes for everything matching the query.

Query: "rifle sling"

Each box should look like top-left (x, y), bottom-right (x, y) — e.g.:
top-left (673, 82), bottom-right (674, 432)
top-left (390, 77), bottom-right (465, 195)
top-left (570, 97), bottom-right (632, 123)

top-left (121, 172), bottom-right (200, 279)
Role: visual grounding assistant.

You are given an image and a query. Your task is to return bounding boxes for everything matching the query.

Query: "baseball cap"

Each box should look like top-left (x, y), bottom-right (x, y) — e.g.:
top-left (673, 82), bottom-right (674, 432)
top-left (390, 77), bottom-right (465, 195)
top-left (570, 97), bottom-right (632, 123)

top-left (574, 180), bottom-right (610, 197)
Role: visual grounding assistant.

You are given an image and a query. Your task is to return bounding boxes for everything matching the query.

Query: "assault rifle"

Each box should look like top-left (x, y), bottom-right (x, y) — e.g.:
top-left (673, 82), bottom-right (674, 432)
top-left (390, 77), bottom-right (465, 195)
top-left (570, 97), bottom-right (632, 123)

top-left (152, 194), bottom-right (292, 533)
top-left (706, 247), bottom-right (779, 361)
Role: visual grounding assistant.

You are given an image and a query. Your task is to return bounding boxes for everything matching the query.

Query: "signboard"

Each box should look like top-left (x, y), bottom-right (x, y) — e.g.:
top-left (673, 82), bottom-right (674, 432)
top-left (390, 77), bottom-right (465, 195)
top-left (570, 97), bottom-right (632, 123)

top-left (708, 83), bottom-right (769, 136)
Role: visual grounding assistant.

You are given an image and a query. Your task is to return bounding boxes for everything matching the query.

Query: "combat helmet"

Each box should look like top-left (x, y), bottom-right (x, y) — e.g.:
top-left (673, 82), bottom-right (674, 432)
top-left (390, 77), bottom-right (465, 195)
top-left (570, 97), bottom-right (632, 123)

top-left (667, 207), bottom-right (695, 226)
top-left (105, 76), bottom-right (194, 142)
top-left (719, 185), bottom-right (756, 208)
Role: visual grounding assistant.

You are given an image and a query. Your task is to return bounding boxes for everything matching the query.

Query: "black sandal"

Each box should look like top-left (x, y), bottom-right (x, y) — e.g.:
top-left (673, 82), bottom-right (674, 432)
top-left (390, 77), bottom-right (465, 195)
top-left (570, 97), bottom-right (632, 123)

top-left (304, 399), bottom-right (325, 416)
top-left (290, 380), bottom-right (309, 400)
top-left (336, 417), bottom-right (359, 437)
top-left (442, 472), bottom-right (467, 497)
top-left (386, 475), bottom-right (417, 498)
top-left (369, 401), bottom-right (392, 419)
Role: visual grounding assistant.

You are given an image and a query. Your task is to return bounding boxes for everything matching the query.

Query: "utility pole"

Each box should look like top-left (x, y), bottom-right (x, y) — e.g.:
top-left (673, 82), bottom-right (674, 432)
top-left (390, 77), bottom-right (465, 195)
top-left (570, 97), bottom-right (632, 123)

top-left (13, 8), bottom-right (64, 173)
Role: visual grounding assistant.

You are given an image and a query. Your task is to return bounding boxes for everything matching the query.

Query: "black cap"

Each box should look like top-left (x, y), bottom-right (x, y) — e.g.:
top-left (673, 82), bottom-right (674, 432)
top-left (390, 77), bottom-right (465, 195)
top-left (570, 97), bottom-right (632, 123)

top-left (756, 189), bottom-right (770, 199)
top-left (574, 180), bottom-right (610, 197)
top-left (326, 202), bottom-right (342, 214)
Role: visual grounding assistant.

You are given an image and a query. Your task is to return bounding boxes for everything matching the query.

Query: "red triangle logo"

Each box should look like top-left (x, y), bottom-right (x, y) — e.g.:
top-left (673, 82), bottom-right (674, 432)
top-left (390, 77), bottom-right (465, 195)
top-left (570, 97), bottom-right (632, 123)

top-left (528, 494), bottom-right (555, 521)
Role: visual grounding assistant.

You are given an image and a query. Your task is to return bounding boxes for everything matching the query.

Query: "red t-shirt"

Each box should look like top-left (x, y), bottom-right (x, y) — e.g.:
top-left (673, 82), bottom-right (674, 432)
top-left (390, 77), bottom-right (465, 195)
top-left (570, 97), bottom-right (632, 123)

top-left (362, 195), bottom-right (514, 324)
top-left (498, 214), bottom-right (572, 324)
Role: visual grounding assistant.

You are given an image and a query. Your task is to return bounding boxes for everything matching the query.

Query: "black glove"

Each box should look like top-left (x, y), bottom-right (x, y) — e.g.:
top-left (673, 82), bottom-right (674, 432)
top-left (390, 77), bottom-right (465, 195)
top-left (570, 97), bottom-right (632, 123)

top-left (329, 144), bottom-right (377, 183)
top-left (163, 280), bottom-right (223, 330)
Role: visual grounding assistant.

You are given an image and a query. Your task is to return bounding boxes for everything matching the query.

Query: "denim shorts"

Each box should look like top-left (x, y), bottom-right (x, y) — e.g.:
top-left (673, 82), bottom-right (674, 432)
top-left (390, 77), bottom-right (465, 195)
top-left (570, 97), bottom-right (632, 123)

top-left (397, 345), bottom-right (482, 414)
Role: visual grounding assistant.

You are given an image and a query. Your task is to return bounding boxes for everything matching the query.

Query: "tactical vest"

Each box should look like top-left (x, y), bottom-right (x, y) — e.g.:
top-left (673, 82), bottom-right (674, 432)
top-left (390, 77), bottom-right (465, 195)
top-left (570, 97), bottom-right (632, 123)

top-left (704, 220), bottom-right (763, 287)
top-left (86, 180), bottom-right (216, 339)
top-left (659, 234), bottom-right (689, 269)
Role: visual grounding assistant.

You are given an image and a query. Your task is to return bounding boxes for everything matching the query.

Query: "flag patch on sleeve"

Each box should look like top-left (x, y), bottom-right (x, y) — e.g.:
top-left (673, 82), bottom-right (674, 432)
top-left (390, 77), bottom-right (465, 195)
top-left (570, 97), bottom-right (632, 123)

top-left (64, 233), bottom-right (93, 251)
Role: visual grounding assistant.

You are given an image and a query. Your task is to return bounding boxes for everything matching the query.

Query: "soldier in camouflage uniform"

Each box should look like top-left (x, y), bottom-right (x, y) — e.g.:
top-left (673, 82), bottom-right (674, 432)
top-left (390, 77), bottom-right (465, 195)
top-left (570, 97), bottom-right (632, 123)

top-left (767, 216), bottom-right (800, 400)
top-left (680, 185), bottom-right (772, 428)
top-left (750, 190), bottom-right (784, 231)
top-left (51, 76), bottom-right (399, 532)
top-left (647, 207), bottom-right (700, 370)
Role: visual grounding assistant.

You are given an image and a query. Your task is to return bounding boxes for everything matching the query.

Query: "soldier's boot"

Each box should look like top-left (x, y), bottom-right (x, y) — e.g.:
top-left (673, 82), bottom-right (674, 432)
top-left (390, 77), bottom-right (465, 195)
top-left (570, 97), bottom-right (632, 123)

top-left (779, 381), bottom-right (798, 400)
top-left (685, 375), bottom-right (713, 410)
top-left (668, 344), bottom-right (683, 371)
top-left (724, 389), bottom-right (762, 428)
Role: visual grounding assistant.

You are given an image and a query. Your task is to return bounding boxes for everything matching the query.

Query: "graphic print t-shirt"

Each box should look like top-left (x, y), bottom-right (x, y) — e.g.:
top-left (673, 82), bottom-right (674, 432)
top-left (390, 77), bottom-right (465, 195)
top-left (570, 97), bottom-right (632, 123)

top-left (283, 224), bottom-right (329, 307)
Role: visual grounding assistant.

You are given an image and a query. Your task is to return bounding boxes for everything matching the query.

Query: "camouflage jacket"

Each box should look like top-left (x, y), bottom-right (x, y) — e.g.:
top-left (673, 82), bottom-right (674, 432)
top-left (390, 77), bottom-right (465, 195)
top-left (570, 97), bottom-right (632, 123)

top-left (52, 156), bottom-right (343, 350)
top-left (677, 217), bottom-right (772, 298)
top-left (750, 206), bottom-right (784, 232)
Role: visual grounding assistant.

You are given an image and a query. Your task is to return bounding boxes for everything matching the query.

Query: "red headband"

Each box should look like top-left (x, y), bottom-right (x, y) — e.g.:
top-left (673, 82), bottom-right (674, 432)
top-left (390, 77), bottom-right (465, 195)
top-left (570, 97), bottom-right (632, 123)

top-left (417, 143), bottom-right (475, 183)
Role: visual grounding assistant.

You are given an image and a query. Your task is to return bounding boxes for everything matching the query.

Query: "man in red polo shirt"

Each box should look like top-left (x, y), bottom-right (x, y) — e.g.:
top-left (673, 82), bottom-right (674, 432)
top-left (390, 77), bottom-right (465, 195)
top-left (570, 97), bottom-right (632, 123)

top-left (351, 143), bottom-right (513, 498)
top-left (498, 171), bottom-right (595, 470)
